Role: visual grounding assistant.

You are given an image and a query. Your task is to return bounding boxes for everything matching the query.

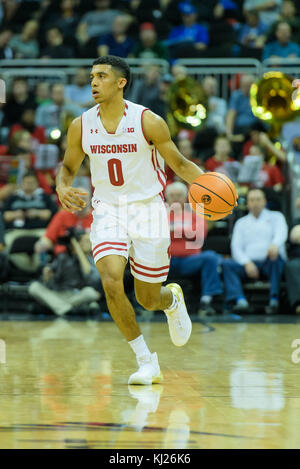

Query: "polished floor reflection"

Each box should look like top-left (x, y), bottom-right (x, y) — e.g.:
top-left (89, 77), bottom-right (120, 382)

top-left (0, 319), bottom-right (300, 448)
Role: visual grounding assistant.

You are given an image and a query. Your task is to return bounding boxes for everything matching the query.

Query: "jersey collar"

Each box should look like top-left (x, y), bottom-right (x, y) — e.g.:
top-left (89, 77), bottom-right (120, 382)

top-left (96, 101), bottom-right (128, 136)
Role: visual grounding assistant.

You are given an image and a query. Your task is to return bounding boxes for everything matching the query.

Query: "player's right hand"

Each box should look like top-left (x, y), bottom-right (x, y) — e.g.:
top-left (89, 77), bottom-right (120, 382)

top-left (56, 186), bottom-right (89, 213)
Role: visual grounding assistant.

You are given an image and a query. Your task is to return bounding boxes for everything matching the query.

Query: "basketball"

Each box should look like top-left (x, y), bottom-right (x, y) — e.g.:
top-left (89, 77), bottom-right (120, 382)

top-left (188, 172), bottom-right (238, 221)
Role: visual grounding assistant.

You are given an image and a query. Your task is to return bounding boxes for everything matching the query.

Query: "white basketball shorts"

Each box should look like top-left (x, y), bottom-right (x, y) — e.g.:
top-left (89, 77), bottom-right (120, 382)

top-left (90, 193), bottom-right (171, 283)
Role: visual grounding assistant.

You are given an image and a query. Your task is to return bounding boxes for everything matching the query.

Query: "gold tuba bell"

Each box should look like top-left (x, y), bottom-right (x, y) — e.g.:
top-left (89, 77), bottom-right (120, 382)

top-left (167, 67), bottom-right (208, 135)
top-left (250, 71), bottom-right (300, 138)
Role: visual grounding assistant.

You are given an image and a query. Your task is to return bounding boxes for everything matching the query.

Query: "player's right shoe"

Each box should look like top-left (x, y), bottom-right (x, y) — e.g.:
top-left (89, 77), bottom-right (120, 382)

top-left (164, 283), bottom-right (192, 347)
top-left (128, 352), bottom-right (163, 385)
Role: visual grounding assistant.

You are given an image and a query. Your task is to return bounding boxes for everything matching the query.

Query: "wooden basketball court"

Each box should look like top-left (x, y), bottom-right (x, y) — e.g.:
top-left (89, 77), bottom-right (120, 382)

top-left (0, 317), bottom-right (300, 449)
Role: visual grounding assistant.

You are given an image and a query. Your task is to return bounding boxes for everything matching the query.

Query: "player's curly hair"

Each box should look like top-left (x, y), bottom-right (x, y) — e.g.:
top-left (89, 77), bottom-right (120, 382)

top-left (92, 56), bottom-right (132, 93)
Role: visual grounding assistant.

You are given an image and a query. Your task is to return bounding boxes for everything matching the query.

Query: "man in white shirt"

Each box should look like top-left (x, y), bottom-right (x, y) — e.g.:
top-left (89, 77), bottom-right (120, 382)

top-left (202, 76), bottom-right (227, 133)
top-left (222, 188), bottom-right (288, 314)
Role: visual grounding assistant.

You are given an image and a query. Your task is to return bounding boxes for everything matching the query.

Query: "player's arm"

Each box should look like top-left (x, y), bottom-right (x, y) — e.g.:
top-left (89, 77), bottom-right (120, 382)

top-left (56, 117), bottom-right (88, 213)
top-left (142, 111), bottom-right (204, 185)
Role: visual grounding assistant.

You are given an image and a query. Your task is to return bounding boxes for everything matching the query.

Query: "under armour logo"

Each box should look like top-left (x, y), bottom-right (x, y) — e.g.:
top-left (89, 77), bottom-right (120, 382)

top-left (90, 129), bottom-right (99, 134)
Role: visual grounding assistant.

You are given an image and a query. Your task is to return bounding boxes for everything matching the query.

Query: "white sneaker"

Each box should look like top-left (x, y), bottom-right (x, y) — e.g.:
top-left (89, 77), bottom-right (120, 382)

top-left (164, 283), bottom-right (192, 347)
top-left (128, 353), bottom-right (163, 385)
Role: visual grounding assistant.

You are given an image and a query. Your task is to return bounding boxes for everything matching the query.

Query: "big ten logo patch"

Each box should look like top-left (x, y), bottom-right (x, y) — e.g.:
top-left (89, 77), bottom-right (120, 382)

top-left (0, 339), bottom-right (6, 364)
top-left (0, 79), bottom-right (6, 103)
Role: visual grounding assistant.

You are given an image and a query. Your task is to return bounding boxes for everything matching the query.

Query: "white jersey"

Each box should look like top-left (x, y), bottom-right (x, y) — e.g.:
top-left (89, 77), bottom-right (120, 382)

top-left (81, 99), bottom-right (167, 205)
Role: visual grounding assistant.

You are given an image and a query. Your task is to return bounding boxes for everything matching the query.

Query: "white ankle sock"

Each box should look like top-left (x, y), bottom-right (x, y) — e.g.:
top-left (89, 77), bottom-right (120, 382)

top-left (165, 292), bottom-right (178, 312)
top-left (129, 334), bottom-right (151, 361)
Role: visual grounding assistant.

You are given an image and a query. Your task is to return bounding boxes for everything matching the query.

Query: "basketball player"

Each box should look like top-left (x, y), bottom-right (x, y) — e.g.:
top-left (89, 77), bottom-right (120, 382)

top-left (56, 56), bottom-right (204, 385)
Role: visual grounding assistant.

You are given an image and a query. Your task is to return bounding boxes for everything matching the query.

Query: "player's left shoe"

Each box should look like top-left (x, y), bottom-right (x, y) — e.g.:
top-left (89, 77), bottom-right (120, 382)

top-left (164, 283), bottom-right (192, 347)
top-left (128, 352), bottom-right (163, 385)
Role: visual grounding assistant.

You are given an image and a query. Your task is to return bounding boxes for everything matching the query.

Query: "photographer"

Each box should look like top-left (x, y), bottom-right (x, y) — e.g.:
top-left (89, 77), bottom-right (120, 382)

top-left (29, 229), bottom-right (101, 316)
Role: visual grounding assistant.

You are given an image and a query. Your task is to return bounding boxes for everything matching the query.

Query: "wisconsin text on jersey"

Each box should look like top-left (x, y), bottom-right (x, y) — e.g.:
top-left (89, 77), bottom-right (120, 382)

top-left (90, 144), bottom-right (138, 154)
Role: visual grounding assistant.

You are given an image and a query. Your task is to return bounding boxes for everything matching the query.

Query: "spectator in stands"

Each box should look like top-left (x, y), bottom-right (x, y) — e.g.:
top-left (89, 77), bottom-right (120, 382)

top-left (166, 181), bottom-right (223, 316)
top-left (9, 108), bottom-right (46, 147)
top-left (29, 231), bottom-right (101, 316)
top-left (285, 220), bottom-right (300, 314)
top-left (205, 135), bottom-right (235, 172)
top-left (243, 0), bottom-right (282, 27)
top-left (236, 10), bottom-right (268, 57)
top-left (202, 76), bottom-right (227, 133)
top-left (65, 68), bottom-right (94, 111)
top-left (34, 82), bottom-right (51, 107)
top-left (0, 26), bottom-right (13, 59)
top-left (222, 188), bottom-right (288, 314)
top-left (131, 22), bottom-right (169, 60)
top-left (0, 0), bottom-right (36, 31)
top-left (0, 211), bottom-right (8, 282)
top-left (166, 137), bottom-right (204, 185)
top-left (266, 0), bottom-right (300, 43)
top-left (2, 78), bottom-right (36, 127)
top-left (145, 72), bottom-right (173, 121)
top-left (2, 170), bottom-right (57, 273)
top-left (9, 20), bottom-right (39, 59)
top-left (41, 26), bottom-right (75, 59)
top-left (34, 201), bottom-right (93, 257)
top-left (35, 83), bottom-right (82, 137)
top-left (243, 121), bottom-right (286, 163)
top-left (39, 0), bottom-right (80, 41)
top-left (0, 212), bottom-right (4, 252)
top-left (262, 21), bottom-right (300, 61)
top-left (77, 0), bottom-right (121, 45)
top-left (0, 130), bottom-right (54, 196)
top-left (97, 14), bottom-right (134, 58)
top-left (128, 64), bottom-right (161, 109)
top-left (226, 74), bottom-right (257, 142)
top-left (2, 170), bottom-right (56, 232)
top-left (247, 144), bottom-right (284, 190)
top-left (167, 2), bottom-right (209, 58)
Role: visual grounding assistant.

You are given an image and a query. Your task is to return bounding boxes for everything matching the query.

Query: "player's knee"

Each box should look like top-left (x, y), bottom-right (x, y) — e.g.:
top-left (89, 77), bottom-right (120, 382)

top-left (136, 293), bottom-right (159, 311)
top-left (101, 276), bottom-right (124, 299)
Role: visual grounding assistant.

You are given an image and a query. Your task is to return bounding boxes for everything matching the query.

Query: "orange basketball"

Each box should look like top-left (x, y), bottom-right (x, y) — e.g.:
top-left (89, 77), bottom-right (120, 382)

top-left (188, 172), bottom-right (238, 221)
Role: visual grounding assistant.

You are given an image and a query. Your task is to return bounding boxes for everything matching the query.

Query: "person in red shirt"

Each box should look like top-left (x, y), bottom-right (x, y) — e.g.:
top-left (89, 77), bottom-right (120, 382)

top-left (35, 204), bottom-right (93, 256)
top-left (242, 122), bottom-right (286, 163)
top-left (205, 135), bottom-right (235, 173)
top-left (247, 144), bottom-right (284, 190)
top-left (166, 181), bottom-right (223, 316)
top-left (9, 108), bottom-right (46, 147)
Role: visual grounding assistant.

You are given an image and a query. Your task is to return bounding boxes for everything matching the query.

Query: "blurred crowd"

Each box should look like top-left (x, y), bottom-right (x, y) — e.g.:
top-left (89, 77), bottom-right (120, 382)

top-left (0, 0), bottom-right (300, 60)
top-left (0, 0), bottom-right (300, 317)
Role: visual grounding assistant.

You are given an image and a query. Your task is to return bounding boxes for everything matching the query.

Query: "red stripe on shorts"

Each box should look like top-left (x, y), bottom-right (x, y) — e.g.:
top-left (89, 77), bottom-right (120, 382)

top-left (92, 241), bottom-right (127, 254)
top-left (129, 257), bottom-right (169, 272)
top-left (130, 263), bottom-right (169, 278)
top-left (93, 246), bottom-right (128, 258)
